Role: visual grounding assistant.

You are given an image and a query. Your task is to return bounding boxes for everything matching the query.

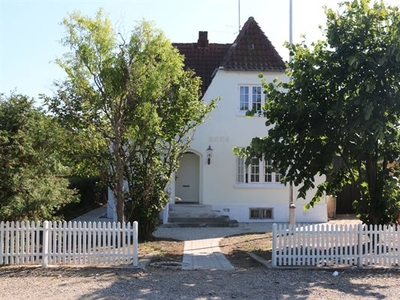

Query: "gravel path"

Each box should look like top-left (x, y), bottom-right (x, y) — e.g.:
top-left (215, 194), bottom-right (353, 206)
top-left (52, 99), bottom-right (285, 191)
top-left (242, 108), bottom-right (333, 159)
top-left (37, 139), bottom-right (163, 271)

top-left (1, 266), bottom-right (400, 299)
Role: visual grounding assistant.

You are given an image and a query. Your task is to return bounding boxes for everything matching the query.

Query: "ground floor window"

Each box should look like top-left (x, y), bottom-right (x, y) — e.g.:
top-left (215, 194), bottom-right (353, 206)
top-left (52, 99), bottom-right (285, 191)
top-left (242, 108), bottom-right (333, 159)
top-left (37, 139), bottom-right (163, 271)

top-left (249, 208), bottom-right (273, 219)
top-left (237, 156), bottom-right (282, 184)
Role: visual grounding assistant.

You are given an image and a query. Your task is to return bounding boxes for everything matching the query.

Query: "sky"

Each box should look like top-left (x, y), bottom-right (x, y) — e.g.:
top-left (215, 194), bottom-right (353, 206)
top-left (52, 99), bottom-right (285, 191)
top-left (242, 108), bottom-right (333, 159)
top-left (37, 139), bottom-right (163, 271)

top-left (0, 0), bottom-right (398, 101)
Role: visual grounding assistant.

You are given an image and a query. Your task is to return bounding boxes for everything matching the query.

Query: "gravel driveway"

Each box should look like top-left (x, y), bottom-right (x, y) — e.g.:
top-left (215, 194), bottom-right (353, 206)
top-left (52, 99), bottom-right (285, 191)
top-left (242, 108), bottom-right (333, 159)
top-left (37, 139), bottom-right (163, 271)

top-left (1, 266), bottom-right (400, 299)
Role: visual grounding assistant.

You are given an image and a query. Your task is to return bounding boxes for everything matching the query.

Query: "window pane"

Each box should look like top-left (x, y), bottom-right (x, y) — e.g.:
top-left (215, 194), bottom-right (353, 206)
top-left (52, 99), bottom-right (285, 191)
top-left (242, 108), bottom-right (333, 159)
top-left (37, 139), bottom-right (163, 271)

top-left (266, 173), bottom-right (272, 182)
top-left (275, 173), bottom-right (282, 182)
top-left (237, 156), bottom-right (245, 183)
top-left (252, 86), bottom-right (262, 112)
top-left (250, 158), bottom-right (260, 182)
top-left (262, 209), bottom-right (272, 219)
top-left (264, 159), bottom-right (281, 183)
top-left (250, 209), bottom-right (260, 218)
top-left (240, 86), bottom-right (249, 111)
top-left (264, 159), bottom-right (272, 182)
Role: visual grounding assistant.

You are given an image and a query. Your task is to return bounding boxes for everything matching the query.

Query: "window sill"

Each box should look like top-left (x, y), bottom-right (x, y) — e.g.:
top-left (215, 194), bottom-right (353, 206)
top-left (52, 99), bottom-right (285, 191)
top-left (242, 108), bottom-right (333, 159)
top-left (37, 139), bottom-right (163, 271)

top-left (236, 111), bottom-right (266, 118)
top-left (234, 183), bottom-right (285, 189)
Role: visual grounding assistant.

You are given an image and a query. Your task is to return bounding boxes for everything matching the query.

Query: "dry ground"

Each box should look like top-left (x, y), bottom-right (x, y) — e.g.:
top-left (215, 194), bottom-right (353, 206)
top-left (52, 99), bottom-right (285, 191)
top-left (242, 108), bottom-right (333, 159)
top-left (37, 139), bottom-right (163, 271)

top-left (140, 232), bottom-right (272, 269)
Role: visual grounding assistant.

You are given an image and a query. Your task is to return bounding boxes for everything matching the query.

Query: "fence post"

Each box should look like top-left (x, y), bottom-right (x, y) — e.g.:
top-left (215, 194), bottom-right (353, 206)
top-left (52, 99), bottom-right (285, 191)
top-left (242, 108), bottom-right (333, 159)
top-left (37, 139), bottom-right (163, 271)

top-left (272, 223), bottom-right (277, 268)
top-left (133, 221), bottom-right (138, 267)
top-left (357, 223), bottom-right (363, 267)
top-left (289, 204), bottom-right (296, 230)
top-left (0, 221), bottom-right (4, 265)
top-left (42, 221), bottom-right (49, 268)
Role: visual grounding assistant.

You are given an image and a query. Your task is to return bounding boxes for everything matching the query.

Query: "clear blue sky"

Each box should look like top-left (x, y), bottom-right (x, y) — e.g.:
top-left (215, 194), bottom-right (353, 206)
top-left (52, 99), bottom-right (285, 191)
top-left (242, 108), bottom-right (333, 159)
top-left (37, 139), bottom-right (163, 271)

top-left (0, 0), bottom-right (397, 101)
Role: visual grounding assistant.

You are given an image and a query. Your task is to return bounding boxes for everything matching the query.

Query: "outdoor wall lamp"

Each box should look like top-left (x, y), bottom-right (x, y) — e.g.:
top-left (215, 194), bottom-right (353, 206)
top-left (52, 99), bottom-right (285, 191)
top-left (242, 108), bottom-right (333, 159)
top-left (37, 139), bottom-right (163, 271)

top-left (206, 145), bottom-right (213, 165)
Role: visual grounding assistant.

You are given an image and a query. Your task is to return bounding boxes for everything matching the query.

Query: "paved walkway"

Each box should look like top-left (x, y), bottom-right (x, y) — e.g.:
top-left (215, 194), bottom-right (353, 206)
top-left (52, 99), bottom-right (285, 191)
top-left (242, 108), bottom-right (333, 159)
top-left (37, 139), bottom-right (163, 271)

top-left (153, 223), bottom-right (274, 270)
top-left (181, 238), bottom-right (233, 270)
top-left (73, 207), bottom-right (360, 271)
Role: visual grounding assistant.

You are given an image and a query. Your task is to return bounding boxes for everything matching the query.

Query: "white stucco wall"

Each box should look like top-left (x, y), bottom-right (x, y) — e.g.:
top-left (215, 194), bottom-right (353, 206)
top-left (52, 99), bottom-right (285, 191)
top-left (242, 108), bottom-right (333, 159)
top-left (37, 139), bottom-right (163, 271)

top-left (186, 68), bottom-right (327, 223)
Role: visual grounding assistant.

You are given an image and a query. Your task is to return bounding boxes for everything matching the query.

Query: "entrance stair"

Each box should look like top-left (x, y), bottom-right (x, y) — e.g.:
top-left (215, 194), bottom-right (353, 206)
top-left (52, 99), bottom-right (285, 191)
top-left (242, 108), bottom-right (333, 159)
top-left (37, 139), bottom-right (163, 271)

top-left (166, 204), bottom-right (238, 227)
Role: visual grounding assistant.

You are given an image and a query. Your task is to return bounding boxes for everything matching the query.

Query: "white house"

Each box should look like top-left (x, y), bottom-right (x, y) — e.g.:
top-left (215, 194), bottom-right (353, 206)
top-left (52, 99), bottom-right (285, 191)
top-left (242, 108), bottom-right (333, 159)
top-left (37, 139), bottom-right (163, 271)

top-left (168, 17), bottom-right (327, 224)
top-left (107, 17), bottom-right (327, 224)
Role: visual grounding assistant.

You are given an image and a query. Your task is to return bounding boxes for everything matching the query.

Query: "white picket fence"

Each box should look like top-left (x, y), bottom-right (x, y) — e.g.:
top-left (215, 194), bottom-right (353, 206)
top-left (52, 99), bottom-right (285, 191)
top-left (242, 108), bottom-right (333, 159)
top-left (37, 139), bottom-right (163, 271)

top-left (272, 223), bottom-right (400, 268)
top-left (0, 221), bottom-right (138, 267)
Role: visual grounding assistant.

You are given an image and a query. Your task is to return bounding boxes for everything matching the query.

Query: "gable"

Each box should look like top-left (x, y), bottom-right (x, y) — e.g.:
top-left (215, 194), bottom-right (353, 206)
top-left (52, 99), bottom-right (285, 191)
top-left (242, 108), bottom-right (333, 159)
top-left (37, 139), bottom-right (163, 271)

top-left (222, 17), bottom-right (286, 71)
top-left (173, 17), bottom-right (285, 96)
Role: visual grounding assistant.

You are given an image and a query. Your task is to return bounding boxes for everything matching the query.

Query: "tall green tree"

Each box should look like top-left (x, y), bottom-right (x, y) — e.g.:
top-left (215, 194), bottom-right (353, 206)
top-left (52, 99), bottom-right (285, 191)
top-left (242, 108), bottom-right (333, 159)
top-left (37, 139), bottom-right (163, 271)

top-left (0, 94), bottom-right (78, 221)
top-left (242, 0), bottom-right (400, 225)
top-left (45, 10), bottom-right (216, 238)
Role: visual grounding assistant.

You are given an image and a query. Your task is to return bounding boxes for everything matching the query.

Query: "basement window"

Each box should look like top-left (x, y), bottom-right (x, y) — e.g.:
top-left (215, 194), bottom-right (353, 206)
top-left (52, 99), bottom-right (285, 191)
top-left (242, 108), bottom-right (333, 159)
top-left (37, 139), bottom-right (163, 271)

top-left (249, 208), bottom-right (273, 219)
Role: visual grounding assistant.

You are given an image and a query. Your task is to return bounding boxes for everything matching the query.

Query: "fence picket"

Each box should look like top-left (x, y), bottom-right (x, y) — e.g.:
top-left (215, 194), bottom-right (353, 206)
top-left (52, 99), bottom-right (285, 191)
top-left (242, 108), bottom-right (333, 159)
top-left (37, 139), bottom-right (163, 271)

top-left (29, 221), bottom-right (33, 263)
top-left (388, 225), bottom-right (392, 265)
top-left (77, 221), bottom-right (81, 264)
top-left (122, 222), bottom-right (126, 263)
top-left (397, 227), bottom-right (400, 266)
top-left (66, 221), bottom-right (71, 264)
top-left (339, 224), bottom-right (343, 264)
top-left (93, 222), bottom-right (98, 265)
top-left (82, 222), bottom-right (86, 264)
top-left (27, 221), bottom-right (31, 264)
top-left (133, 222), bottom-right (138, 266)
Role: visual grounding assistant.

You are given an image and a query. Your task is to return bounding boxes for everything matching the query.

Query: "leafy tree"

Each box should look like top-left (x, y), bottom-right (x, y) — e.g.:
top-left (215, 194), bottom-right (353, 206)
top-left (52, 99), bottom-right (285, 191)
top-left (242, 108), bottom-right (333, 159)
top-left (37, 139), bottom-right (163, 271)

top-left (241, 0), bottom-right (400, 225)
top-left (0, 94), bottom-right (78, 221)
top-left (45, 10), bottom-right (216, 239)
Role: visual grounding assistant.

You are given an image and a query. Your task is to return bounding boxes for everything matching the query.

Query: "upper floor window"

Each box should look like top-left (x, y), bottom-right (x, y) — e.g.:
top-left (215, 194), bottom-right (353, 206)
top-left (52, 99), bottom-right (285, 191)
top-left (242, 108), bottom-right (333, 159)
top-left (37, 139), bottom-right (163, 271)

top-left (239, 85), bottom-right (265, 115)
top-left (237, 156), bottom-right (282, 184)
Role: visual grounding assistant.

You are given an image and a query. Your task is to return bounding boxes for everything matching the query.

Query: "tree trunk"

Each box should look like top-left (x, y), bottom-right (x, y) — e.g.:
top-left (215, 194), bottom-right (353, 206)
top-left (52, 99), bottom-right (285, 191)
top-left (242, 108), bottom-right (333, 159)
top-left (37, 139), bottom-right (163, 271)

top-left (114, 121), bottom-right (125, 223)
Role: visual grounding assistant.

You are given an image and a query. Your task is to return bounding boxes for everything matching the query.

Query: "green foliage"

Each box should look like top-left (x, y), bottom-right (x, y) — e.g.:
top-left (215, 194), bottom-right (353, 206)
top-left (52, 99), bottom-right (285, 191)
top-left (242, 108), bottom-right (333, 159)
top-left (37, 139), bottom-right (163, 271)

top-left (243, 0), bottom-right (400, 225)
top-left (45, 10), bottom-right (217, 239)
top-left (0, 94), bottom-right (78, 221)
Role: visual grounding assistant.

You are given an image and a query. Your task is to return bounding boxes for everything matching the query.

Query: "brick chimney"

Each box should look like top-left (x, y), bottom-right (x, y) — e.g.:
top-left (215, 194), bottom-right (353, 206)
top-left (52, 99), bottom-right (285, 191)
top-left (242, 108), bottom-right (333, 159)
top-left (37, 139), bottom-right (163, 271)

top-left (198, 31), bottom-right (209, 48)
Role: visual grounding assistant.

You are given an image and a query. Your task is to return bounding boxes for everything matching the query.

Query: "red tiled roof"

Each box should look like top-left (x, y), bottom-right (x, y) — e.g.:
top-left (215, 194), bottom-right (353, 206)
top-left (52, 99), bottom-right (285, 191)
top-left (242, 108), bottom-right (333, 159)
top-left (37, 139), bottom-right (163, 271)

top-left (173, 42), bottom-right (231, 96)
top-left (173, 17), bottom-right (285, 96)
top-left (222, 17), bottom-right (286, 71)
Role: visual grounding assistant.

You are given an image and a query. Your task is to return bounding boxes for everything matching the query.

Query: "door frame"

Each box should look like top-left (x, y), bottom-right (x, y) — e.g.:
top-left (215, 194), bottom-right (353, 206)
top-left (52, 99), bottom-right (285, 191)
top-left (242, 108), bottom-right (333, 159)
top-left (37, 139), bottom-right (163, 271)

top-left (174, 150), bottom-right (203, 204)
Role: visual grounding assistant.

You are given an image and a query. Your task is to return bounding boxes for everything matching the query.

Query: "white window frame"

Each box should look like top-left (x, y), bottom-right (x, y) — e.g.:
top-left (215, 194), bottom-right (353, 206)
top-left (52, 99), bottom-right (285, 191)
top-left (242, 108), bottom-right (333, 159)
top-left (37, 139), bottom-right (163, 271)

top-left (236, 155), bottom-right (283, 187)
top-left (238, 85), bottom-right (265, 116)
top-left (249, 208), bottom-right (273, 219)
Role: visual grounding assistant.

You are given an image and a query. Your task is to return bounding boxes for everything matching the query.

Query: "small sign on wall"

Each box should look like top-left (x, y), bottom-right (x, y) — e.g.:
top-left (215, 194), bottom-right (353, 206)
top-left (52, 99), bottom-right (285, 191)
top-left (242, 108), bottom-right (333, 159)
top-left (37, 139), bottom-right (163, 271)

top-left (209, 136), bottom-right (229, 143)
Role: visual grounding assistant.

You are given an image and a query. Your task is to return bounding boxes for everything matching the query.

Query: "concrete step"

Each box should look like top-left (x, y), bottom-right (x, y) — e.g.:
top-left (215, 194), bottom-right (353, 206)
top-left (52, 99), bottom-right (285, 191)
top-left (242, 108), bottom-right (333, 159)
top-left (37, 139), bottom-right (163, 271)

top-left (169, 204), bottom-right (220, 218)
top-left (163, 219), bottom-right (239, 228)
top-left (168, 211), bottom-right (221, 218)
top-left (169, 204), bottom-right (213, 212)
top-left (168, 216), bottom-right (230, 223)
top-left (167, 204), bottom-right (239, 227)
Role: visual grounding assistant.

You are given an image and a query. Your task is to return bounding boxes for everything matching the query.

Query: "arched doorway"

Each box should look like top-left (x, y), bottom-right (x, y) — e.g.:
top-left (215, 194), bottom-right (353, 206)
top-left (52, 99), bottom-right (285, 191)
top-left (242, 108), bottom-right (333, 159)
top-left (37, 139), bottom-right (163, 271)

top-left (175, 152), bottom-right (200, 203)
